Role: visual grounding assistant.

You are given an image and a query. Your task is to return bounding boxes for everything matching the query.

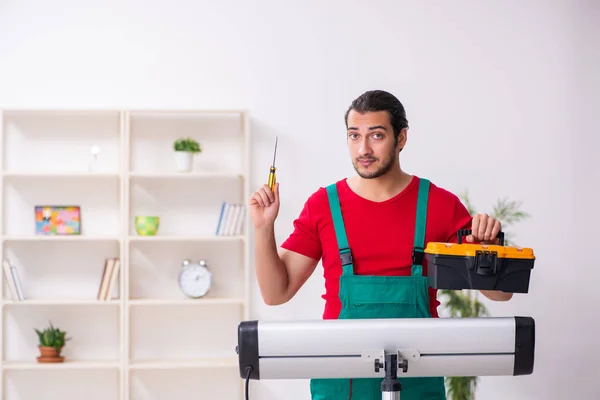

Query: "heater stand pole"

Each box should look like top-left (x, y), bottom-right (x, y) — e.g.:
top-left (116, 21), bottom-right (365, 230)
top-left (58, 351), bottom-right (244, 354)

top-left (379, 352), bottom-right (407, 400)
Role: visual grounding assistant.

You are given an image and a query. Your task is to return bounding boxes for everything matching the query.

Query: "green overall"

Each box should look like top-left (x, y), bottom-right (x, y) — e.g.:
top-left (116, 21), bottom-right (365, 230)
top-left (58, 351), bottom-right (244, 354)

top-left (310, 178), bottom-right (447, 400)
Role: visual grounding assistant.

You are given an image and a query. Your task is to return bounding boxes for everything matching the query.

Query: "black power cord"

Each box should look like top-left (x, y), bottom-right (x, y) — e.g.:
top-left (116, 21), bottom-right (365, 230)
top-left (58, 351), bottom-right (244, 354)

top-left (245, 365), bottom-right (253, 400)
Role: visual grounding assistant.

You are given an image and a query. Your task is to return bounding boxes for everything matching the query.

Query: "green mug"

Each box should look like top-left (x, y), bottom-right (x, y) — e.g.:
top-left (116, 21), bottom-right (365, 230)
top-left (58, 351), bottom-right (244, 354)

top-left (135, 216), bottom-right (160, 236)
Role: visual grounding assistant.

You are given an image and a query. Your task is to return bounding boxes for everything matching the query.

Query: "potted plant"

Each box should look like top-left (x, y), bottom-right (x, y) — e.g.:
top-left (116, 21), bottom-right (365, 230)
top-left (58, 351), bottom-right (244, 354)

top-left (173, 137), bottom-right (202, 172)
top-left (34, 321), bottom-right (70, 363)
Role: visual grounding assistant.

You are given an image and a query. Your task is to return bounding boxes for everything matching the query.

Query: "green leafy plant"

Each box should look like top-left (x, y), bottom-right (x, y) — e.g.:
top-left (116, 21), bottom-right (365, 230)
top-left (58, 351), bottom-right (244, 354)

top-left (440, 190), bottom-right (530, 400)
top-left (34, 321), bottom-right (70, 350)
top-left (173, 137), bottom-right (202, 154)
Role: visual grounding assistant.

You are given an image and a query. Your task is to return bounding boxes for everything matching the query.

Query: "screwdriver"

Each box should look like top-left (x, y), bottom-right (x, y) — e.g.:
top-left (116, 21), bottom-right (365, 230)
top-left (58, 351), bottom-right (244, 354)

top-left (267, 136), bottom-right (278, 191)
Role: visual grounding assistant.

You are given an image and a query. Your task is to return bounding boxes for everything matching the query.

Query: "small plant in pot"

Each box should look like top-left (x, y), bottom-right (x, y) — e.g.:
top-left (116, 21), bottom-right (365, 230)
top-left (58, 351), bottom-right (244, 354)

top-left (34, 321), bottom-right (70, 363)
top-left (173, 137), bottom-right (202, 172)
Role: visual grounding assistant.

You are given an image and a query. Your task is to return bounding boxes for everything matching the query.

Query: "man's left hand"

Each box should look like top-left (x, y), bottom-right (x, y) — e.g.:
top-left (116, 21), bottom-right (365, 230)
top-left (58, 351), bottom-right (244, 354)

top-left (466, 214), bottom-right (512, 301)
top-left (466, 214), bottom-right (502, 244)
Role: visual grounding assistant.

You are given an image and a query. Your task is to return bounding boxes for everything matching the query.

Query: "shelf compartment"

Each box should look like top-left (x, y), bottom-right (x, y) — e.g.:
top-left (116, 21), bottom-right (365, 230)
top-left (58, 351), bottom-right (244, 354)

top-left (1, 110), bottom-right (122, 174)
top-left (3, 305), bottom-right (121, 363)
top-left (3, 368), bottom-right (120, 400)
top-left (128, 111), bottom-right (245, 175)
top-left (129, 177), bottom-right (244, 237)
top-left (129, 368), bottom-right (240, 400)
top-left (129, 303), bottom-right (240, 363)
top-left (2, 239), bottom-right (120, 302)
top-left (129, 239), bottom-right (244, 300)
top-left (129, 356), bottom-right (237, 370)
top-left (2, 175), bottom-right (122, 237)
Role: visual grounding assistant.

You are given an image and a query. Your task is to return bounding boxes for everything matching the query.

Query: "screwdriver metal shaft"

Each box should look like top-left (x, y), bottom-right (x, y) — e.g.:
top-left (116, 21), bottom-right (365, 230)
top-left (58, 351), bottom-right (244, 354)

top-left (267, 137), bottom-right (278, 190)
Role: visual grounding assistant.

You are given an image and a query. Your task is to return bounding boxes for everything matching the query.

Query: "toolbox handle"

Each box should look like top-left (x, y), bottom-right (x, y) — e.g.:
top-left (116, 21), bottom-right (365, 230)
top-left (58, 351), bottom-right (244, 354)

top-left (457, 229), bottom-right (504, 246)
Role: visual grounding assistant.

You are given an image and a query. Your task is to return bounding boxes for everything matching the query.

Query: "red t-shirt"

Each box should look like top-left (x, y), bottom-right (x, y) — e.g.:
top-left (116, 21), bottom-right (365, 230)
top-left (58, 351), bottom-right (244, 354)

top-left (281, 175), bottom-right (473, 320)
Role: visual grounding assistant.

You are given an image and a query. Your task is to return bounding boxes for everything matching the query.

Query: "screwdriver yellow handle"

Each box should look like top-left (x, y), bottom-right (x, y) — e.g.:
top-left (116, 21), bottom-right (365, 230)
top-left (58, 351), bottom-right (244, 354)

top-left (268, 167), bottom-right (276, 190)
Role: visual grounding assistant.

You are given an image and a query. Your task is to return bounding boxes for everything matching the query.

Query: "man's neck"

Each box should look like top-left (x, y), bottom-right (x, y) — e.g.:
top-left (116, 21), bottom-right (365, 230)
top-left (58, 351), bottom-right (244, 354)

top-left (347, 168), bottom-right (413, 203)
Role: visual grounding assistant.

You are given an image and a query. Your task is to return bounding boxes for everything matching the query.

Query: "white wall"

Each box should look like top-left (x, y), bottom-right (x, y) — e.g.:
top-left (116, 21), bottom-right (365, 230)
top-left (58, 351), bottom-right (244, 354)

top-left (1, 1), bottom-right (599, 399)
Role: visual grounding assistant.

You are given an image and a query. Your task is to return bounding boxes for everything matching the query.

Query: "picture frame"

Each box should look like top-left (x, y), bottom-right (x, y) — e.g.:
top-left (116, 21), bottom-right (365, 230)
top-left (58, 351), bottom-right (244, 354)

top-left (34, 205), bottom-right (81, 235)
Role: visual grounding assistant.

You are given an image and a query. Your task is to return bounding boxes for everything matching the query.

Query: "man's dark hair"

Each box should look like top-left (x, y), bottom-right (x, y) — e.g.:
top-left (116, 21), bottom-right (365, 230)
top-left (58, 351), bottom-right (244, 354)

top-left (344, 90), bottom-right (409, 143)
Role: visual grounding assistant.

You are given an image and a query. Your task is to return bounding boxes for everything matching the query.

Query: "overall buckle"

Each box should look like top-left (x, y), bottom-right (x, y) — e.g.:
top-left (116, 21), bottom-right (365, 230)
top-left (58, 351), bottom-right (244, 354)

top-left (339, 247), bottom-right (353, 266)
top-left (412, 247), bottom-right (424, 265)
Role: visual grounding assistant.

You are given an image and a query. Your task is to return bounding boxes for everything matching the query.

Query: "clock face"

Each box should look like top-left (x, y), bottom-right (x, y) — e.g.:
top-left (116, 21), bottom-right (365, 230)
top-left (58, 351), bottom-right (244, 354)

top-left (179, 265), bottom-right (212, 298)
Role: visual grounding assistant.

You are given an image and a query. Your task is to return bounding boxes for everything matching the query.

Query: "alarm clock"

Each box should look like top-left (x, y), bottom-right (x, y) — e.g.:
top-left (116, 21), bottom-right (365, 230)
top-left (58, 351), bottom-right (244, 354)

top-left (178, 259), bottom-right (212, 298)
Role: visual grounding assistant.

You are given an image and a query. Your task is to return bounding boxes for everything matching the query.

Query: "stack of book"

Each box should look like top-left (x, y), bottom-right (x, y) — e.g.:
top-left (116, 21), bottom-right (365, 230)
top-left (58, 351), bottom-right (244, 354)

top-left (3, 259), bottom-right (24, 301)
top-left (97, 258), bottom-right (120, 300)
top-left (216, 202), bottom-right (246, 236)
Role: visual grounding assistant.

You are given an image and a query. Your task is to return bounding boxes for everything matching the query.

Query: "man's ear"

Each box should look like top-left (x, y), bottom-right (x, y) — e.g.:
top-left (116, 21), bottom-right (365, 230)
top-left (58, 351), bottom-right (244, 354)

top-left (397, 128), bottom-right (408, 152)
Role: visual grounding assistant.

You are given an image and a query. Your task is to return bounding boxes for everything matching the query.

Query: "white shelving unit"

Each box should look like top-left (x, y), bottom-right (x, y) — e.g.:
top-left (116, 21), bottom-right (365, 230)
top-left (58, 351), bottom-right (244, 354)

top-left (0, 109), bottom-right (250, 400)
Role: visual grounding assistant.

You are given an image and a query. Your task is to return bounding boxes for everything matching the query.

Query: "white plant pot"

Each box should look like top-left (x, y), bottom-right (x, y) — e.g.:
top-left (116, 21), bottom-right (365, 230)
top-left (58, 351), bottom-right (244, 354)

top-left (174, 151), bottom-right (194, 172)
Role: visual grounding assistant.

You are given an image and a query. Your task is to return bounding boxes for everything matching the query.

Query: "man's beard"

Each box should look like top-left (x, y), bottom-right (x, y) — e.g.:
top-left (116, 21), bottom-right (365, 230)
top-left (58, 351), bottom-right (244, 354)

top-left (352, 150), bottom-right (397, 179)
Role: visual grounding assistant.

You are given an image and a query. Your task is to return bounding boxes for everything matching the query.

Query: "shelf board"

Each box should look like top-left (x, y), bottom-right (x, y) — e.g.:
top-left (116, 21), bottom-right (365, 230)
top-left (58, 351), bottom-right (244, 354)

top-left (128, 109), bottom-right (247, 116)
top-left (129, 171), bottom-right (243, 180)
top-left (1, 109), bottom-right (121, 116)
top-left (128, 235), bottom-right (244, 242)
top-left (3, 299), bottom-right (120, 306)
top-left (128, 298), bottom-right (244, 306)
top-left (3, 360), bottom-right (121, 370)
top-left (129, 357), bottom-right (237, 370)
top-left (2, 172), bottom-right (120, 179)
top-left (3, 236), bottom-right (120, 243)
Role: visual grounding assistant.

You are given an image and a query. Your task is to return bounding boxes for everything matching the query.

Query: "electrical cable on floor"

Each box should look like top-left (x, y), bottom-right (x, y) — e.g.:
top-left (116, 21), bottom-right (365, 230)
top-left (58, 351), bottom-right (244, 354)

top-left (245, 365), bottom-right (253, 400)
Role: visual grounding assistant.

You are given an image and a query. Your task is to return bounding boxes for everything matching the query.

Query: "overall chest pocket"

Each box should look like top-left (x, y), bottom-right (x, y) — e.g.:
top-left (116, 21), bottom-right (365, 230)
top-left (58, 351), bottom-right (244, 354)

top-left (339, 275), bottom-right (426, 319)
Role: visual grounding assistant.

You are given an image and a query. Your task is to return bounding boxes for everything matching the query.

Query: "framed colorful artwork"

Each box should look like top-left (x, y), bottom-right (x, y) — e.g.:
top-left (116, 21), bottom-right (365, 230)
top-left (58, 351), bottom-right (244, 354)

top-left (35, 206), bottom-right (81, 235)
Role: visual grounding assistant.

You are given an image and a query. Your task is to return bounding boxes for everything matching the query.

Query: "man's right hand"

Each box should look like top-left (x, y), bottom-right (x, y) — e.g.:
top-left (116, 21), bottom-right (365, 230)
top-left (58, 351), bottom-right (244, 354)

top-left (249, 181), bottom-right (319, 306)
top-left (249, 182), bottom-right (280, 229)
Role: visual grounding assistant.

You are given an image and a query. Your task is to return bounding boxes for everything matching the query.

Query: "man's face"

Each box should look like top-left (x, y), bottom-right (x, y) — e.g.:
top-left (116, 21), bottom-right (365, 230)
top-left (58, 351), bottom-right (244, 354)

top-left (346, 110), bottom-right (405, 179)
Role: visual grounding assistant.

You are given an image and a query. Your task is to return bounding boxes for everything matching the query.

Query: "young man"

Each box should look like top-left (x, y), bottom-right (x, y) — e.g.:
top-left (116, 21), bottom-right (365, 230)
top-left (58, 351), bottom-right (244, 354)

top-left (249, 90), bottom-right (512, 400)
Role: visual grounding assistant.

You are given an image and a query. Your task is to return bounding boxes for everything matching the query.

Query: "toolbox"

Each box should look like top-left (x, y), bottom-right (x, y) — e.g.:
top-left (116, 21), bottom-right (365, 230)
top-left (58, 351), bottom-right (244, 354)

top-left (424, 229), bottom-right (535, 293)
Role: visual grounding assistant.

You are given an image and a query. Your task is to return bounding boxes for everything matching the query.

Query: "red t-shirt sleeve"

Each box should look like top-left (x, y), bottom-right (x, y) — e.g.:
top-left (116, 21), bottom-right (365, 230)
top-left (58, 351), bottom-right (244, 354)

top-left (281, 194), bottom-right (323, 261)
top-left (446, 195), bottom-right (473, 244)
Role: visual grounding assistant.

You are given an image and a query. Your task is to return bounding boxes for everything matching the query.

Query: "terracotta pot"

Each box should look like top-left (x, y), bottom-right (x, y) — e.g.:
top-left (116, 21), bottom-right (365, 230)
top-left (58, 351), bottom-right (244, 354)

top-left (37, 346), bottom-right (64, 363)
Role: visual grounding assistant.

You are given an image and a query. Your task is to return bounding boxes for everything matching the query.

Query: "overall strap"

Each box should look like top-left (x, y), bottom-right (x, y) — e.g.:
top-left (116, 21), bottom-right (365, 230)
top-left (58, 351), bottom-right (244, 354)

top-left (325, 184), bottom-right (354, 277)
top-left (411, 178), bottom-right (430, 277)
